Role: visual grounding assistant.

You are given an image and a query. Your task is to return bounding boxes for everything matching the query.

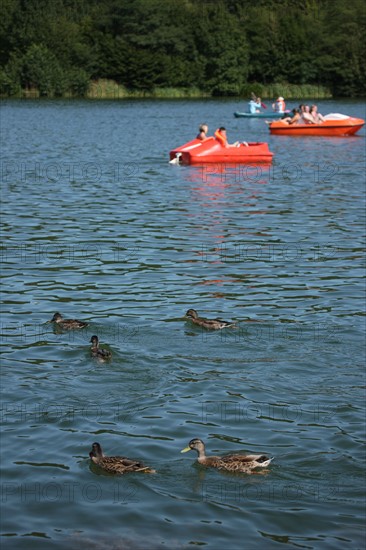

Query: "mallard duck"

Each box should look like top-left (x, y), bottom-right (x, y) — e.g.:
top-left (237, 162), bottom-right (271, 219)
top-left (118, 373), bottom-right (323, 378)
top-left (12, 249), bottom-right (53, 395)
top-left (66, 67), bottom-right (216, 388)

top-left (90, 335), bottom-right (112, 360)
top-left (181, 438), bottom-right (273, 473)
top-left (185, 309), bottom-right (235, 330)
top-left (89, 442), bottom-right (156, 474)
top-left (48, 312), bottom-right (88, 329)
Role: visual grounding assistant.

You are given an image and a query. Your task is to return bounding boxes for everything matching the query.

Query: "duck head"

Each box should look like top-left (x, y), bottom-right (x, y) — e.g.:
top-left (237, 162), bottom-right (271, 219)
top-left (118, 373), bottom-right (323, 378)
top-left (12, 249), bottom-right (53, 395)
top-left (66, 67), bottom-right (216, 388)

top-left (49, 312), bottom-right (62, 323)
top-left (90, 335), bottom-right (99, 347)
top-left (181, 438), bottom-right (205, 455)
top-left (89, 442), bottom-right (104, 459)
top-left (185, 309), bottom-right (198, 319)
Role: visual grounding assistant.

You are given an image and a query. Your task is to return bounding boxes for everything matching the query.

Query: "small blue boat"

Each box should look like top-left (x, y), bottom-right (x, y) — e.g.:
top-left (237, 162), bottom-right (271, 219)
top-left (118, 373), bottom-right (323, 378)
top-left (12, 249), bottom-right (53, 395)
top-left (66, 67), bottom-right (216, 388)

top-left (234, 111), bottom-right (286, 119)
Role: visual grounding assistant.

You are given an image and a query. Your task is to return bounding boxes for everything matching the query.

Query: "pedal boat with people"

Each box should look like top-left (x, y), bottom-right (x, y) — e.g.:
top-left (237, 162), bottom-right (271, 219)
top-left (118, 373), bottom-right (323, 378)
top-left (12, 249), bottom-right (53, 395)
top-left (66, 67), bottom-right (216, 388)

top-left (268, 114), bottom-right (364, 136)
top-left (169, 137), bottom-right (273, 165)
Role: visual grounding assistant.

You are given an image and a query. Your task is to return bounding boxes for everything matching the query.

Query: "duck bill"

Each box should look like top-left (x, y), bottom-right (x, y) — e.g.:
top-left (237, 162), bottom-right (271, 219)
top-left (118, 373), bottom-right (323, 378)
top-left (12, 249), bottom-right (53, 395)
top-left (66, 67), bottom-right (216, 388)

top-left (181, 446), bottom-right (191, 453)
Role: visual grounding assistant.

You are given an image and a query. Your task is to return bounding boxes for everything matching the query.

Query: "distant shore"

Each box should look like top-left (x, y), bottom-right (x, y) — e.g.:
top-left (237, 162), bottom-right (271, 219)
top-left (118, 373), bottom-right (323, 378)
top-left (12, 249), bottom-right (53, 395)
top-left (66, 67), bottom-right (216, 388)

top-left (1, 79), bottom-right (333, 100)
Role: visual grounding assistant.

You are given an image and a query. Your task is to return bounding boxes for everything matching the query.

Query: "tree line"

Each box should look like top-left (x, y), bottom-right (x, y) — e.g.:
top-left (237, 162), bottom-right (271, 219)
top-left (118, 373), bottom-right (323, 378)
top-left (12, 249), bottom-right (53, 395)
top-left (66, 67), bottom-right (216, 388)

top-left (1, 0), bottom-right (365, 98)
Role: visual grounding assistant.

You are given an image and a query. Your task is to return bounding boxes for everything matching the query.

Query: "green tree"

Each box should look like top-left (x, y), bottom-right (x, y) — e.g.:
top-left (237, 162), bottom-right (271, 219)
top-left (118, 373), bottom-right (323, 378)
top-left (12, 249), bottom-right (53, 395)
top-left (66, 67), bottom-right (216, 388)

top-left (20, 43), bottom-right (65, 96)
top-left (316, 0), bottom-right (366, 95)
top-left (194, 0), bottom-right (249, 95)
top-left (0, 0), bottom-right (365, 97)
top-left (0, 0), bottom-right (19, 66)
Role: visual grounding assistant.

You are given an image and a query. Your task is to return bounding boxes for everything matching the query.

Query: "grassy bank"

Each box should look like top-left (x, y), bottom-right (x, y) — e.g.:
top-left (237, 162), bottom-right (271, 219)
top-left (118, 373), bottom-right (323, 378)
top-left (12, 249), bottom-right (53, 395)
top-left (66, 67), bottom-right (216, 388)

top-left (2, 79), bottom-right (333, 100)
top-left (87, 80), bottom-right (211, 99)
top-left (87, 80), bottom-right (333, 100)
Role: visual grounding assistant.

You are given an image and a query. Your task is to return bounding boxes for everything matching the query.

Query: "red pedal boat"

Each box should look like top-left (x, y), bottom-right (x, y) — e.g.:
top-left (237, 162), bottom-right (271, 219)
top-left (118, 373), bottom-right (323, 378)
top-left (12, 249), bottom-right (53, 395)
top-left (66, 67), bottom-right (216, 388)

top-left (269, 114), bottom-right (364, 136)
top-left (170, 137), bottom-right (273, 164)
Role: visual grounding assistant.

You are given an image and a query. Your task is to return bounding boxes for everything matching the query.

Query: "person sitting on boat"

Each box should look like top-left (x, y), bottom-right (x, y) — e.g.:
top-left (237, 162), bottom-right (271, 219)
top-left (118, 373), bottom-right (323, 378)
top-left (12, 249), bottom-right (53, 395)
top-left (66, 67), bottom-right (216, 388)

top-left (301, 105), bottom-right (316, 124)
top-left (197, 124), bottom-right (209, 140)
top-left (248, 98), bottom-right (262, 113)
top-left (310, 105), bottom-right (325, 123)
top-left (214, 127), bottom-right (240, 147)
top-left (281, 108), bottom-right (301, 125)
top-left (272, 96), bottom-right (286, 113)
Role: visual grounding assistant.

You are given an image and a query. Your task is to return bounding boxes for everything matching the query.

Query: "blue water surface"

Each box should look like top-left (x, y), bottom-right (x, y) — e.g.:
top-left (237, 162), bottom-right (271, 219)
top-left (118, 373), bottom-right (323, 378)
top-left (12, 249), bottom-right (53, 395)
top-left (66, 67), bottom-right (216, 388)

top-left (0, 98), bottom-right (365, 549)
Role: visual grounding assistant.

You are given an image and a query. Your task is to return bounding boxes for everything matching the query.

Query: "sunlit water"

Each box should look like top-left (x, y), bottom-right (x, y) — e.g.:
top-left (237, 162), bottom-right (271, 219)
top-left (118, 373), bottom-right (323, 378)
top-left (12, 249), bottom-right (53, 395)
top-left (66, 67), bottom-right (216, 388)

top-left (0, 98), bottom-right (365, 549)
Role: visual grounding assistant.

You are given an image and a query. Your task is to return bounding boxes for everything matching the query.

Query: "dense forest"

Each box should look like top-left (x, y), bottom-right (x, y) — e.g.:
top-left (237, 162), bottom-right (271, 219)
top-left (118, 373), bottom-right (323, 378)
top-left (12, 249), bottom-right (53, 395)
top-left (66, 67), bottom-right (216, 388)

top-left (1, 0), bottom-right (365, 98)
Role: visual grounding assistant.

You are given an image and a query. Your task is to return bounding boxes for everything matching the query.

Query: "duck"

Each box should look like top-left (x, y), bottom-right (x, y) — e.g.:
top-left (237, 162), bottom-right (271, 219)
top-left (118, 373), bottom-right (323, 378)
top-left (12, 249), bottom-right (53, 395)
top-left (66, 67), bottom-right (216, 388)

top-left (181, 438), bottom-right (273, 473)
top-left (89, 442), bottom-right (156, 474)
top-left (48, 312), bottom-right (88, 330)
top-left (185, 309), bottom-right (235, 330)
top-left (90, 335), bottom-right (112, 361)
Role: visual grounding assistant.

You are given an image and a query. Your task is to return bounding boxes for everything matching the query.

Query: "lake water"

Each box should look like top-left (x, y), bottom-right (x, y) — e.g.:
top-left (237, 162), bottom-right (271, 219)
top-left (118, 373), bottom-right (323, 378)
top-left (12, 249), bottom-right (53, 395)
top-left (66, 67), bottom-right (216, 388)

top-left (0, 98), bottom-right (365, 550)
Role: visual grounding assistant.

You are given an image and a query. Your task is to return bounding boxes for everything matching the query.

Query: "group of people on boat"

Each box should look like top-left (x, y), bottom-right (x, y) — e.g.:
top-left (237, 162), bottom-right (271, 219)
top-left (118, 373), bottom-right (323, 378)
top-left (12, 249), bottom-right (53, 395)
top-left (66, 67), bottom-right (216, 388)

top-left (196, 124), bottom-right (248, 147)
top-left (280, 103), bottom-right (325, 125)
top-left (248, 93), bottom-right (286, 114)
top-left (246, 90), bottom-right (327, 125)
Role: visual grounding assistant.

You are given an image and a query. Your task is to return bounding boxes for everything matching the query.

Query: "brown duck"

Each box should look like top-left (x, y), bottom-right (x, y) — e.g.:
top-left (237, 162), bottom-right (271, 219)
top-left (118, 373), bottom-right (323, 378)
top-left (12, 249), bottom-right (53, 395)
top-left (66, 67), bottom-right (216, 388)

top-left (185, 309), bottom-right (235, 330)
top-left (48, 312), bottom-right (88, 329)
top-left (89, 442), bottom-right (155, 474)
top-left (90, 335), bottom-right (112, 361)
top-left (181, 438), bottom-right (273, 473)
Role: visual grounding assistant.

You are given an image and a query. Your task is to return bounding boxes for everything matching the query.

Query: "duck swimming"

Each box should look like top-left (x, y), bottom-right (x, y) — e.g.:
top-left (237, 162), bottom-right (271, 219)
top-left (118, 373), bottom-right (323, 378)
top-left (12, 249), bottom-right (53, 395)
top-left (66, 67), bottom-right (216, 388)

top-left (181, 438), bottom-right (273, 473)
top-left (48, 312), bottom-right (88, 329)
top-left (90, 335), bottom-right (112, 361)
top-left (185, 309), bottom-right (235, 330)
top-left (89, 442), bottom-right (156, 474)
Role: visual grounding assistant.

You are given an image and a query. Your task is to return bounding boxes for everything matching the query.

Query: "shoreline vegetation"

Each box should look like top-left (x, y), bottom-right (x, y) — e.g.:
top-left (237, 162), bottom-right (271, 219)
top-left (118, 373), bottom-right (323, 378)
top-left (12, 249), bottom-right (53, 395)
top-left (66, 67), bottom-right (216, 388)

top-left (2, 80), bottom-right (333, 100)
top-left (1, 1), bottom-right (364, 100)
